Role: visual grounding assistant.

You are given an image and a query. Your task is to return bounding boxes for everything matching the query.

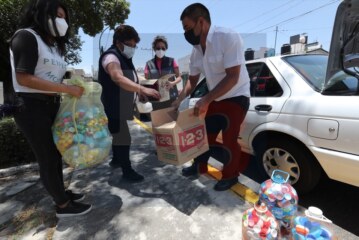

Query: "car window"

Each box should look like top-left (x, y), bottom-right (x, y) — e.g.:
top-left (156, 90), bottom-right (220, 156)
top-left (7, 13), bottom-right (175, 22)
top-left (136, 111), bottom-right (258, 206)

top-left (323, 70), bottom-right (359, 95)
top-left (283, 55), bottom-right (328, 92)
top-left (284, 54), bottom-right (359, 95)
top-left (191, 78), bottom-right (209, 98)
top-left (246, 63), bottom-right (283, 97)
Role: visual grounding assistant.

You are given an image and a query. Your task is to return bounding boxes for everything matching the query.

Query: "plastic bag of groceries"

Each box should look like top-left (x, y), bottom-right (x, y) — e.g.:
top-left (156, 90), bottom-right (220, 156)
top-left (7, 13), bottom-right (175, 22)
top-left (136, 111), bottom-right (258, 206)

top-left (52, 79), bottom-right (112, 169)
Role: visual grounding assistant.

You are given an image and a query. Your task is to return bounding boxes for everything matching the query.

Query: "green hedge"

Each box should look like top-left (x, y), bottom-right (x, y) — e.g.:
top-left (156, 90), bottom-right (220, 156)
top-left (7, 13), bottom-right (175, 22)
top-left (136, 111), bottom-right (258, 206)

top-left (0, 117), bottom-right (36, 168)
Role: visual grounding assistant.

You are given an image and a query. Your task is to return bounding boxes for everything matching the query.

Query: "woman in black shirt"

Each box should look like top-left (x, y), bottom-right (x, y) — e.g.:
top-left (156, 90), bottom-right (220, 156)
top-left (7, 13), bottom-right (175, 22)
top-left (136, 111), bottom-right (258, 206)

top-left (10, 0), bottom-right (91, 218)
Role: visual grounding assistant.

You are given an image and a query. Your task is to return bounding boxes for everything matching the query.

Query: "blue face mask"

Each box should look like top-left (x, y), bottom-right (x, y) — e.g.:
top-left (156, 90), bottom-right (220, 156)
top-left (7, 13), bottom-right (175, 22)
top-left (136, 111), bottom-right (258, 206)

top-left (122, 44), bottom-right (136, 59)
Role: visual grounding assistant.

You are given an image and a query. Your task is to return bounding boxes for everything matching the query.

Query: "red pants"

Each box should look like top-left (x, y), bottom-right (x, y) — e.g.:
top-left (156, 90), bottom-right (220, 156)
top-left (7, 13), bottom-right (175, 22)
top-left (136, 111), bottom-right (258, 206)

top-left (194, 96), bottom-right (249, 179)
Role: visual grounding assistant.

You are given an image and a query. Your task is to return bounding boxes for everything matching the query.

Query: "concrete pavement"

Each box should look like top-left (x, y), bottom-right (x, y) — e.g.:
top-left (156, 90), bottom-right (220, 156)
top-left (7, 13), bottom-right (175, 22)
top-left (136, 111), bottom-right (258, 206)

top-left (0, 120), bottom-right (358, 239)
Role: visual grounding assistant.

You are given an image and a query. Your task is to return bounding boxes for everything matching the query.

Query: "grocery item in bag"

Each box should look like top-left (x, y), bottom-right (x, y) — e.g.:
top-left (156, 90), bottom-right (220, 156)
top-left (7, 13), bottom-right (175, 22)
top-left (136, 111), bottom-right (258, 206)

top-left (52, 79), bottom-right (112, 168)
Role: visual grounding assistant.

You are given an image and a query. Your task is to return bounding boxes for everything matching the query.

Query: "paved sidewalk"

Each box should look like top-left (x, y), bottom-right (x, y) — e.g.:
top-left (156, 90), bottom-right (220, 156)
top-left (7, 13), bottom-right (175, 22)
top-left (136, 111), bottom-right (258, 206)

top-left (0, 121), bottom-right (358, 239)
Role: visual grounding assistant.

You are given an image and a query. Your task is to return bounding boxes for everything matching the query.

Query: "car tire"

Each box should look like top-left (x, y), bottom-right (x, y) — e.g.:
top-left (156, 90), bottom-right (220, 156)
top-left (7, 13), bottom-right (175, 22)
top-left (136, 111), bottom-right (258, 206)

top-left (254, 137), bottom-right (321, 194)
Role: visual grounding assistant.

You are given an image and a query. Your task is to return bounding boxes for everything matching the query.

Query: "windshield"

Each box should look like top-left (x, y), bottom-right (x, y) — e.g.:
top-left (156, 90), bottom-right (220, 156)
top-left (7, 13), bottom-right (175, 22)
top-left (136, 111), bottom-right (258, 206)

top-left (284, 55), bottom-right (358, 95)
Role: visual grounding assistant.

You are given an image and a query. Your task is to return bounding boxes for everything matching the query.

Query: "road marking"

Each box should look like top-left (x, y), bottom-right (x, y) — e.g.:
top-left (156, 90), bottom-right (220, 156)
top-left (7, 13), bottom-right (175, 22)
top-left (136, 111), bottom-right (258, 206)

top-left (134, 117), bottom-right (259, 204)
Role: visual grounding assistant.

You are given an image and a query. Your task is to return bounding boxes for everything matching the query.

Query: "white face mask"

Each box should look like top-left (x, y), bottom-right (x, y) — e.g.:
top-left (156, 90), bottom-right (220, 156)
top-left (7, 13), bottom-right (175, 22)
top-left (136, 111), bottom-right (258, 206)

top-left (122, 44), bottom-right (136, 59)
top-left (155, 50), bottom-right (166, 58)
top-left (48, 17), bottom-right (68, 37)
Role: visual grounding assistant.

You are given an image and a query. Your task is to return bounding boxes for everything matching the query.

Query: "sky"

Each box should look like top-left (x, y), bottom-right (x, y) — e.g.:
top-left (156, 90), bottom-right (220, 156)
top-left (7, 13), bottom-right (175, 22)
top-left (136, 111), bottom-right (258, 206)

top-left (71, 0), bottom-right (342, 75)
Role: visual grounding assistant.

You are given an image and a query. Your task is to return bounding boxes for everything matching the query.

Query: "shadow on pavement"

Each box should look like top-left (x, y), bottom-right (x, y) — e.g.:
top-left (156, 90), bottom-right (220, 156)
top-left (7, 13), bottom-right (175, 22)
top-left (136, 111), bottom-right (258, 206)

top-left (55, 166), bottom-right (124, 239)
top-left (108, 146), bottom-right (213, 216)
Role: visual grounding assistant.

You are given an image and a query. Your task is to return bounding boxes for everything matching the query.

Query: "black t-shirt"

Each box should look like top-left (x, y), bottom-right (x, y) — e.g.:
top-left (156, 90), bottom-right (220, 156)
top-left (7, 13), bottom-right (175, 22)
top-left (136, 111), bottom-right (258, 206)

top-left (10, 30), bottom-right (38, 75)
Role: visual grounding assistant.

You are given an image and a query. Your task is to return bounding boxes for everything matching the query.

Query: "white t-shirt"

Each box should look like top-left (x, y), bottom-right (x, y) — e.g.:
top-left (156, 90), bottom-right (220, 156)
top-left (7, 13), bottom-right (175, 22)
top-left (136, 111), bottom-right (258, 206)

top-left (189, 26), bottom-right (250, 100)
top-left (10, 28), bottom-right (67, 93)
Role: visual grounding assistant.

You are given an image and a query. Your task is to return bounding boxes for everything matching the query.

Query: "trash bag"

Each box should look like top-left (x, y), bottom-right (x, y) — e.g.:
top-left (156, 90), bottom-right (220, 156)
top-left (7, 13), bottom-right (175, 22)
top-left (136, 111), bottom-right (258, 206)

top-left (52, 79), bottom-right (112, 169)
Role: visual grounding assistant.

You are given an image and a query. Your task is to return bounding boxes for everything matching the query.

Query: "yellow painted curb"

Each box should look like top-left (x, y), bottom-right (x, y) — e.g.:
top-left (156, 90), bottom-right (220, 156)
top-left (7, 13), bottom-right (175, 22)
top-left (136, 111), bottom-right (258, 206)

top-left (134, 117), bottom-right (259, 204)
top-left (207, 165), bottom-right (259, 204)
top-left (134, 117), bottom-right (153, 134)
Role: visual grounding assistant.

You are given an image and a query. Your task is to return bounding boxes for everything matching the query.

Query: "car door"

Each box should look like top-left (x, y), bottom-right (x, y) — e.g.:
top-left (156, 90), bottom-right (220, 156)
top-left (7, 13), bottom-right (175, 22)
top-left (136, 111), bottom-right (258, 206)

top-left (239, 58), bottom-right (291, 153)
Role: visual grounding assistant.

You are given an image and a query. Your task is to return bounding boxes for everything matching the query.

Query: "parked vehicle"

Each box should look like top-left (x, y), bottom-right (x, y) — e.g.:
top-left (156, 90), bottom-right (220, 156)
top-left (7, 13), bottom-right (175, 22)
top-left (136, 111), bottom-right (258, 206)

top-left (179, 53), bottom-right (359, 194)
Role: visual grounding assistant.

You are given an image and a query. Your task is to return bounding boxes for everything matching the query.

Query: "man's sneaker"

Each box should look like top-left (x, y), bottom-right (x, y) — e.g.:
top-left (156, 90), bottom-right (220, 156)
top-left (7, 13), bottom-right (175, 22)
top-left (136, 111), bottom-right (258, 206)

top-left (56, 201), bottom-right (92, 218)
top-left (66, 190), bottom-right (85, 202)
top-left (122, 168), bottom-right (144, 182)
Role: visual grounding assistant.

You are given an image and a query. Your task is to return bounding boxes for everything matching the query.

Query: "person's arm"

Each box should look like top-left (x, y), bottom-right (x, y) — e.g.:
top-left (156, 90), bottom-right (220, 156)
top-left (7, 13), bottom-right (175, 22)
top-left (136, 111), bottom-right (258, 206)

top-left (171, 74), bottom-right (200, 108)
top-left (193, 31), bottom-right (245, 117)
top-left (106, 61), bottom-right (160, 99)
top-left (202, 66), bottom-right (240, 103)
top-left (12, 30), bottom-right (83, 97)
top-left (144, 63), bottom-right (150, 79)
top-left (16, 73), bottom-right (84, 97)
top-left (169, 59), bottom-right (182, 87)
top-left (169, 67), bottom-right (182, 87)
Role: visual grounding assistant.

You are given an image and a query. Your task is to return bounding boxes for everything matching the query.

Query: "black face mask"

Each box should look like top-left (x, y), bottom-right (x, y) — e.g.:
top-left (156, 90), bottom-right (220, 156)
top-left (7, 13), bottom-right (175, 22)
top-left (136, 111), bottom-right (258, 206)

top-left (184, 28), bottom-right (200, 45)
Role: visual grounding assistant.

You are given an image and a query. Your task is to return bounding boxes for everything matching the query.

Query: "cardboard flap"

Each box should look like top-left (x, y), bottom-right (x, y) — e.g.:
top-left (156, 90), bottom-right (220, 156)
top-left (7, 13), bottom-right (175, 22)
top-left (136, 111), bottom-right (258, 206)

top-left (158, 73), bottom-right (176, 81)
top-left (151, 107), bottom-right (178, 127)
top-left (177, 108), bottom-right (199, 125)
top-left (139, 79), bottom-right (158, 86)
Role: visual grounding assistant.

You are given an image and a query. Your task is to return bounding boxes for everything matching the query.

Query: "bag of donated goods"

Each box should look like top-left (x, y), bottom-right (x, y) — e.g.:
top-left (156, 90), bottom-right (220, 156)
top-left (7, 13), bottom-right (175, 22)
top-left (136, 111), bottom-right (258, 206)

top-left (52, 79), bottom-right (112, 169)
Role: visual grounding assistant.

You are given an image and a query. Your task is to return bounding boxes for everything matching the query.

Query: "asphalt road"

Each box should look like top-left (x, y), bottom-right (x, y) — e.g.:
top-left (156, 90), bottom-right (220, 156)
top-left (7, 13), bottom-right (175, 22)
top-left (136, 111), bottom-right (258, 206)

top-left (139, 116), bottom-right (359, 238)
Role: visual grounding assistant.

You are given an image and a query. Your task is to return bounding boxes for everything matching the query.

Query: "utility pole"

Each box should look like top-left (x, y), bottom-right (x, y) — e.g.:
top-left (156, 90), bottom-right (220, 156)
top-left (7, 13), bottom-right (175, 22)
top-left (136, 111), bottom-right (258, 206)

top-left (99, 26), bottom-right (110, 55)
top-left (274, 26), bottom-right (278, 55)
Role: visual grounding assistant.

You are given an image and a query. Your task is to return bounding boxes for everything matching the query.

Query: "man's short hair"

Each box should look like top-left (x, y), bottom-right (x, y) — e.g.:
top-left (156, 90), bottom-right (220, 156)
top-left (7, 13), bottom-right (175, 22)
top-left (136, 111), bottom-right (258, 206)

top-left (113, 25), bottom-right (140, 45)
top-left (180, 3), bottom-right (211, 24)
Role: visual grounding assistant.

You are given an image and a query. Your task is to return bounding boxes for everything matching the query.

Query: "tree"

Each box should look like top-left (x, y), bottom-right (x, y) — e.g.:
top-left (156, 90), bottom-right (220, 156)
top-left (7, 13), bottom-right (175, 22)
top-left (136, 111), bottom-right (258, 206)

top-left (0, 0), bottom-right (130, 102)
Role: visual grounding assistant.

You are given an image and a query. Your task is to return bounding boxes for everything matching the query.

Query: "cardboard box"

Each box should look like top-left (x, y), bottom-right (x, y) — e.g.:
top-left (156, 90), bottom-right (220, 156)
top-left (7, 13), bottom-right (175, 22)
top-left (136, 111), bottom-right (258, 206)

top-left (139, 74), bottom-right (175, 102)
top-left (151, 107), bottom-right (209, 165)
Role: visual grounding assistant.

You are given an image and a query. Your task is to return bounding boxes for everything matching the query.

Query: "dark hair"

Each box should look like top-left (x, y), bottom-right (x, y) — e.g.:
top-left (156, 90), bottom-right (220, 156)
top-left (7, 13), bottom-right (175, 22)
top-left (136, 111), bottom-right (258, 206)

top-left (152, 35), bottom-right (168, 50)
top-left (113, 25), bottom-right (140, 45)
top-left (17, 0), bottom-right (70, 56)
top-left (180, 3), bottom-right (211, 24)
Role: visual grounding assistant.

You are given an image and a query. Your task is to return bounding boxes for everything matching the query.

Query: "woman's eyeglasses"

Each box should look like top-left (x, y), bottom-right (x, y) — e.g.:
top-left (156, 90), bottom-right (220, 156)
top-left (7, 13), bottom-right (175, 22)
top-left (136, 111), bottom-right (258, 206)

top-left (155, 47), bottom-right (166, 51)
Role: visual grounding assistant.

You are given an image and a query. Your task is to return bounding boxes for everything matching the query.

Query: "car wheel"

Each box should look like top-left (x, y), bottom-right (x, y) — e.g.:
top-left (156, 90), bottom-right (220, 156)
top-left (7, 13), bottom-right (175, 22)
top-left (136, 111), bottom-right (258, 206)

top-left (255, 137), bottom-right (321, 194)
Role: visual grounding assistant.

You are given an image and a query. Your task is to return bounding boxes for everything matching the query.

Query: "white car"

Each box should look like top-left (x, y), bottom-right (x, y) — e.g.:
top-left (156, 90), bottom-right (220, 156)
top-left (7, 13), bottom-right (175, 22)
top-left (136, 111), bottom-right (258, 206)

top-left (180, 53), bottom-right (359, 193)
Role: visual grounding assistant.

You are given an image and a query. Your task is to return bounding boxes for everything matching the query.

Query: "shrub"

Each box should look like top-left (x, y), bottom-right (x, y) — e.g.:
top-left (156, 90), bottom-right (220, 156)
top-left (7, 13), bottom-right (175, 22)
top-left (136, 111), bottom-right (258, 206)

top-left (0, 117), bottom-right (36, 168)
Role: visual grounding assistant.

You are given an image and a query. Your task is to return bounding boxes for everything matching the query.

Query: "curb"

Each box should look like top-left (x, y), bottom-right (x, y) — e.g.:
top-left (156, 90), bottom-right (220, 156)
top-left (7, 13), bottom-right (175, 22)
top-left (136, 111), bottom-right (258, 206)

top-left (133, 117), bottom-right (259, 204)
top-left (0, 163), bottom-right (39, 178)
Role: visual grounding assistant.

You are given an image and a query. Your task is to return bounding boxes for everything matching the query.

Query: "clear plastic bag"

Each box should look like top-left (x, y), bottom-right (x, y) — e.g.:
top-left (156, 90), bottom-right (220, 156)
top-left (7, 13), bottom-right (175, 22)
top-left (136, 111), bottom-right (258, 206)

top-left (52, 79), bottom-right (112, 169)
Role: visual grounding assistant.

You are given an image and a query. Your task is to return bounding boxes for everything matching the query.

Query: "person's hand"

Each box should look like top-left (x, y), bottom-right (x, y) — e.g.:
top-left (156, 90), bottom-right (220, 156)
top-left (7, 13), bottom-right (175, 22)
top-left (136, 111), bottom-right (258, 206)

top-left (67, 85), bottom-right (84, 98)
top-left (167, 81), bottom-right (176, 90)
top-left (141, 87), bottom-right (161, 100)
top-left (193, 97), bottom-right (209, 118)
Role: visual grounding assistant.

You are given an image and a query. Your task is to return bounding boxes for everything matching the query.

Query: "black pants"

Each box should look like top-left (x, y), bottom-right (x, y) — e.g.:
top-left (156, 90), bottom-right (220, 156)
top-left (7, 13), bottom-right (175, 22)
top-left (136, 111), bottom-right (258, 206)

top-left (14, 95), bottom-right (69, 205)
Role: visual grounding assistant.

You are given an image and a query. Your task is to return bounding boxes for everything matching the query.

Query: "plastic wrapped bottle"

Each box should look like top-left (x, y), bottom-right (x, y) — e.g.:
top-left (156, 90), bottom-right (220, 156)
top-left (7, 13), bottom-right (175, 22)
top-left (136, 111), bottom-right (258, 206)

top-left (242, 200), bottom-right (279, 240)
top-left (259, 170), bottom-right (299, 234)
top-left (291, 206), bottom-right (336, 240)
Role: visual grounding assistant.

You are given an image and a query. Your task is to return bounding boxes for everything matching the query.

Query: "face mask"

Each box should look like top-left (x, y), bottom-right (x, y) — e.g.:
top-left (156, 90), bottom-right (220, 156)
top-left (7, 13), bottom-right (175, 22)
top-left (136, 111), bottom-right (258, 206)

top-left (155, 50), bottom-right (166, 58)
top-left (48, 17), bottom-right (68, 37)
top-left (122, 44), bottom-right (136, 59)
top-left (184, 26), bottom-right (200, 45)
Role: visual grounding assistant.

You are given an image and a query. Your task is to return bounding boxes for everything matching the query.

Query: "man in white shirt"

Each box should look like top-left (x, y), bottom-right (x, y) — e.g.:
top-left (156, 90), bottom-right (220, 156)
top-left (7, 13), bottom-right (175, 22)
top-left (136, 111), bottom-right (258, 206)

top-left (173, 3), bottom-right (250, 191)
